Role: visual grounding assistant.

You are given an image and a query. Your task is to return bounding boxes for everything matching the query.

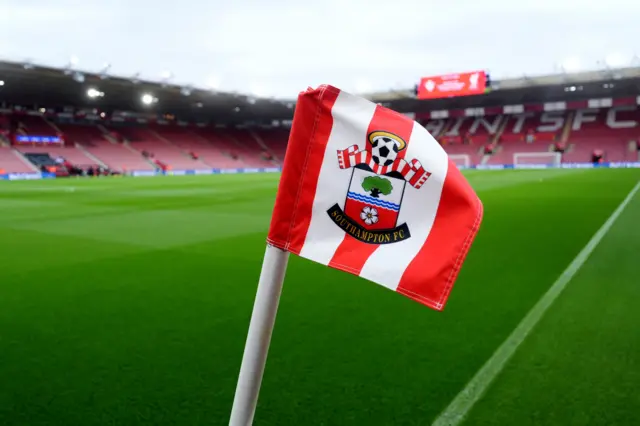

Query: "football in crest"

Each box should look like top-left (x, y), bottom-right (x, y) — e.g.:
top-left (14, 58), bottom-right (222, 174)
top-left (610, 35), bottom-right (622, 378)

top-left (369, 132), bottom-right (404, 166)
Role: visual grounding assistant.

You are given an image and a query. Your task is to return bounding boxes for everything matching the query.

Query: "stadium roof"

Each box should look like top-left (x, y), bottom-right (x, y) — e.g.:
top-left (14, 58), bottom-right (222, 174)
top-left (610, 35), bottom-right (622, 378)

top-left (2, 59), bottom-right (640, 124)
top-left (366, 66), bottom-right (640, 100)
top-left (374, 67), bottom-right (640, 114)
top-left (0, 60), bottom-right (295, 124)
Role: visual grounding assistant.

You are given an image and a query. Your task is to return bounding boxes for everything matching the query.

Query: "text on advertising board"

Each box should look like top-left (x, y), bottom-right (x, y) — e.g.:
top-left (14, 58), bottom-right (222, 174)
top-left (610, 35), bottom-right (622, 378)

top-left (417, 71), bottom-right (487, 100)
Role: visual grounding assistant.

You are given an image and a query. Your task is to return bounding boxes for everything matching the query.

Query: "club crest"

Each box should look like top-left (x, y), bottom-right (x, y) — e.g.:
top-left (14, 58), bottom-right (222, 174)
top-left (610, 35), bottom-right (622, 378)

top-left (327, 131), bottom-right (432, 244)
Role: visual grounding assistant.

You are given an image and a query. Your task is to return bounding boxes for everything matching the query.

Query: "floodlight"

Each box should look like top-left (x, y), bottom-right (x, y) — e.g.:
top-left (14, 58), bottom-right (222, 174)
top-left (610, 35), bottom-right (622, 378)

top-left (87, 88), bottom-right (104, 98)
top-left (0, 80), bottom-right (4, 86)
top-left (141, 93), bottom-right (155, 105)
top-left (69, 55), bottom-right (79, 66)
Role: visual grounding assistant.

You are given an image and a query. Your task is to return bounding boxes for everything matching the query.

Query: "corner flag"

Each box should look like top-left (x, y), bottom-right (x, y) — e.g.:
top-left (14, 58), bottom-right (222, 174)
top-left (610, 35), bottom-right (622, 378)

top-left (229, 85), bottom-right (483, 425)
top-left (269, 85), bottom-right (482, 310)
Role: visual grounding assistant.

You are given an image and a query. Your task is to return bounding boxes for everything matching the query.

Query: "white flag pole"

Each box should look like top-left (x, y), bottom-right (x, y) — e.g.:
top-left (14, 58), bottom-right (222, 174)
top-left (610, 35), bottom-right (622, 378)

top-left (229, 244), bottom-right (290, 426)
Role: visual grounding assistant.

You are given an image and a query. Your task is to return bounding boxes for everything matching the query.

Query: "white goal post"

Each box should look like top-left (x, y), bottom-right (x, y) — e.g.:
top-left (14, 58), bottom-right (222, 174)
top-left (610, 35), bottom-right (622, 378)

top-left (513, 152), bottom-right (561, 168)
top-left (449, 154), bottom-right (471, 169)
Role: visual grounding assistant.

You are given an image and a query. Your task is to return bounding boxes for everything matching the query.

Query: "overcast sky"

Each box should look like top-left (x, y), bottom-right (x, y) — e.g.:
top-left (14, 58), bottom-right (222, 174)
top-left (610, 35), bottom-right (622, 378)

top-left (1, 0), bottom-right (639, 98)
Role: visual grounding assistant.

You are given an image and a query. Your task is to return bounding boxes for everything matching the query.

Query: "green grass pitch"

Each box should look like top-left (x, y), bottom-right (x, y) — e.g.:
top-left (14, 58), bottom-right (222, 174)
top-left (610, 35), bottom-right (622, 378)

top-left (0, 169), bottom-right (638, 426)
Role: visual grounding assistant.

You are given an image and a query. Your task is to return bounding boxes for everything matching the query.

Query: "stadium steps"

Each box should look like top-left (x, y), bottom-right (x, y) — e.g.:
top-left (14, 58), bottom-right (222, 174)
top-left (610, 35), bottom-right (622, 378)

top-left (147, 129), bottom-right (213, 170)
top-left (441, 118), bottom-right (454, 136)
top-left (560, 111), bottom-right (575, 143)
top-left (432, 121), bottom-right (446, 139)
top-left (249, 130), bottom-right (277, 159)
top-left (424, 119), bottom-right (446, 139)
top-left (122, 142), bottom-right (160, 169)
top-left (43, 116), bottom-right (62, 134)
top-left (192, 130), bottom-right (250, 167)
top-left (18, 114), bottom-right (59, 136)
top-left (75, 143), bottom-right (108, 168)
top-left (221, 131), bottom-right (253, 154)
top-left (485, 144), bottom-right (502, 164)
top-left (96, 124), bottom-right (121, 144)
top-left (631, 142), bottom-right (640, 162)
top-left (491, 115), bottom-right (509, 144)
top-left (8, 148), bottom-right (40, 172)
top-left (218, 130), bottom-right (274, 167)
top-left (186, 131), bottom-right (237, 167)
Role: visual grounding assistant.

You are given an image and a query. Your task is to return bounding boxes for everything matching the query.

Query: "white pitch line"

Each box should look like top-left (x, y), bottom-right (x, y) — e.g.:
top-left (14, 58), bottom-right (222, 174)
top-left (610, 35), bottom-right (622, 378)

top-left (432, 179), bottom-right (640, 426)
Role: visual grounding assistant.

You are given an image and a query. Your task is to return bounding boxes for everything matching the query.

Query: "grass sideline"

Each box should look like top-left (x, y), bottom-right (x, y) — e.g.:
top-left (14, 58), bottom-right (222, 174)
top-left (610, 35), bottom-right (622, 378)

top-left (0, 169), bottom-right (638, 426)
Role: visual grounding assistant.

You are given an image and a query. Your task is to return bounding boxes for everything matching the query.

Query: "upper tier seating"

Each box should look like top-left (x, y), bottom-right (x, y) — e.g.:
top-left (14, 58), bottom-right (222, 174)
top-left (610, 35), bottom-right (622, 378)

top-left (18, 115), bottom-right (59, 137)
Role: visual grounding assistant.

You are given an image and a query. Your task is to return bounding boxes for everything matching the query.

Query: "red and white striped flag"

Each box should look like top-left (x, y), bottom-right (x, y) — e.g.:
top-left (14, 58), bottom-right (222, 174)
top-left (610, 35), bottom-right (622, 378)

top-left (267, 85), bottom-right (483, 311)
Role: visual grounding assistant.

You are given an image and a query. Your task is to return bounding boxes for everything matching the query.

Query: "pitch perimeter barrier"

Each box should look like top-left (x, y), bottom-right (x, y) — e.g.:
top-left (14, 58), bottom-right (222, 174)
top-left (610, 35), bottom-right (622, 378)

top-left (469, 162), bottom-right (640, 170)
top-left (0, 172), bottom-right (57, 181)
top-left (1, 164), bottom-right (639, 181)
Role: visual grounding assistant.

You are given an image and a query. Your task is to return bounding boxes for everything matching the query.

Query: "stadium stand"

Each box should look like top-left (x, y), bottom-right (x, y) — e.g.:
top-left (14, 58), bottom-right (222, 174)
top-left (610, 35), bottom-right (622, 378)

top-left (487, 112), bottom-right (567, 165)
top-left (2, 106), bottom-right (638, 174)
top-left (1, 61), bottom-right (640, 176)
top-left (81, 139), bottom-right (157, 172)
top-left (150, 125), bottom-right (243, 169)
top-left (194, 127), bottom-right (274, 168)
top-left (0, 146), bottom-right (38, 173)
top-left (428, 116), bottom-right (503, 166)
top-left (252, 129), bottom-right (289, 161)
top-left (106, 125), bottom-right (206, 171)
top-left (218, 129), bottom-right (276, 167)
top-left (18, 145), bottom-right (99, 167)
top-left (16, 114), bottom-right (59, 137)
top-left (563, 107), bottom-right (640, 163)
top-left (57, 123), bottom-right (110, 146)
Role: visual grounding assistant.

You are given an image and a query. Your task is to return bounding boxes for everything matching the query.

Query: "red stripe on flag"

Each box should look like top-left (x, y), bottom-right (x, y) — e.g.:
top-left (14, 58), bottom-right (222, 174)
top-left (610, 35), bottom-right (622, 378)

top-left (267, 86), bottom-right (340, 254)
top-left (328, 106), bottom-right (415, 274)
top-left (396, 160), bottom-right (483, 310)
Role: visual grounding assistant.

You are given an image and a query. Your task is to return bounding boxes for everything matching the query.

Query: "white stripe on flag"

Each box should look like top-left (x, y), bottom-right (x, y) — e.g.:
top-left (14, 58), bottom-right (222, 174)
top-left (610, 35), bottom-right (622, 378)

top-left (299, 91), bottom-right (377, 265)
top-left (359, 122), bottom-right (449, 289)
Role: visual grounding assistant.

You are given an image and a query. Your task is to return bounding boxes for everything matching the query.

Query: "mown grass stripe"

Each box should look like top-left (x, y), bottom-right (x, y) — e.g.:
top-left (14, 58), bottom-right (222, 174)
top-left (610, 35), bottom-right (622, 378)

top-left (432, 179), bottom-right (640, 426)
